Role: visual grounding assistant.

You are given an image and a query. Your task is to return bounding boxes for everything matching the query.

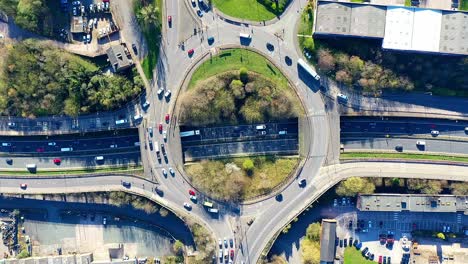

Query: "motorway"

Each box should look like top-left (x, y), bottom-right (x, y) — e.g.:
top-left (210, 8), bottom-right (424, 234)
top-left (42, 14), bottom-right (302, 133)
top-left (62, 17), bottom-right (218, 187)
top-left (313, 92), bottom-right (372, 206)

top-left (341, 117), bottom-right (468, 154)
top-left (0, 0), bottom-right (467, 264)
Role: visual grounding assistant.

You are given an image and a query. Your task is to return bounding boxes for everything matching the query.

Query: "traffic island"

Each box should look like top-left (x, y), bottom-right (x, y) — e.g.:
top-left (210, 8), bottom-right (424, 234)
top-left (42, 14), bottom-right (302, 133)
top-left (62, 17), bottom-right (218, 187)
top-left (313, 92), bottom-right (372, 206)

top-left (212, 0), bottom-right (290, 23)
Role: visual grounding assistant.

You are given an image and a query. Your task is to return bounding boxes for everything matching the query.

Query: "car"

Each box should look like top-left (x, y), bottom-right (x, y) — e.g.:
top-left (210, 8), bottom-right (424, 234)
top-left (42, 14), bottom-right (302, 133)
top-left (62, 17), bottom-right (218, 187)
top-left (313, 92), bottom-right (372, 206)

top-left (162, 169), bottom-right (167, 176)
top-left (183, 202), bottom-right (192, 209)
top-left (218, 239), bottom-right (222, 248)
top-left (395, 145), bottom-right (403, 152)
top-left (224, 238), bottom-right (228, 248)
top-left (20, 183), bottom-right (27, 189)
top-left (82, 35), bottom-right (87, 43)
top-left (266, 42), bottom-right (274, 51)
top-left (196, 9), bottom-right (203, 17)
top-left (72, 1), bottom-right (80, 5)
top-left (103, 217), bottom-right (107, 225)
top-left (378, 255), bottom-right (383, 264)
top-left (72, 6), bottom-right (78, 16)
top-left (6, 158), bottom-right (13, 165)
top-left (355, 242), bottom-right (362, 250)
top-left (365, 251), bottom-right (371, 259)
top-left (161, 143), bottom-right (165, 152)
top-left (333, 199), bottom-right (338, 207)
top-left (165, 114), bottom-right (170, 122)
top-left (81, 5), bottom-right (85, 14)
top-left (169, 167), bottom-right (174, 175)
top-left (158, 123), bottom-right (163, 132)
top-left (298, 179), bottom-right (306, 186)
top-left (368, 220), bottom-right (372, 228)
top-left (416, 140), bottom-right (426, 146)
top-left (207, 36), bottom-right (214, 45)
top-left (387, 256), bottom-right (391, 263)
top-left (353, 239), bottom-right (359, 247)
top-left (1, 143), bottom-right (11, 147)
top-left (36, 147), bottom-right (45, 152)
top-left (110, 144), bottom-right (118, 148)
top-left (89, 4), bottom-right (94, 12)
top-left (229, 238), bottom-right (234, 248)
top-left (157, 87), bottom-right (164, 96)
top-left (142, 100), bottom-right (150, 108)
top-left (362, 247), bottom-right (369, 255)
top-left (7, 122), bottom-right (15, 127)
top-left (104, 2), bottom-right (109, 10)
top-left (383, 256), bottom-right (387, 264)
top-left (219, 249), bottom-right (223, 260)
top-left (86, 34), bottom-right (91, 43)
top-left (339, 239), bottom-right (343, 247)
top-left (132, 43), bottom-right (138, 54)
top-left (188, 49), bottom-right (194, 56)
top-left (337, 93), bottom-right (348, 103)
top-left (189, 189), bottom-right (196, 196)
top-left (230, 250), bottom-right (234, 259)
top-left (344, 238), bottom-right (347, 247)
top-left (148, 127), bottom-right (154, 136)
top-left (167, 16), bottom-right (172, 25)
top-left (163, 130), bottom-right (167, 141)
top-left (53, 158), bottom-right (61, 164)
top-left (431, 130), bottom-right (439, 136)
top-left (122, 181), bottom-right (131, 188)
top-left (190, 194), bottom-right (197, 201)
top-left (164, 90), bottom-right (172, 98)
top-left (191, 0), bottom-right (196, 7)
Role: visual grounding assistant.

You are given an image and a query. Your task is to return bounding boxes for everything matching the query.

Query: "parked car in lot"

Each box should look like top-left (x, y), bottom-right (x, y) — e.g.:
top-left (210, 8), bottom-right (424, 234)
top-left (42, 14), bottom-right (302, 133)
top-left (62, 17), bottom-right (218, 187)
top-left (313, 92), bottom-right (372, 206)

top-left (188, 49), bottom-right (194, 56)
top-left (183, 202), bottom-right (192, 210)
top-left (165, 114), bottom-right (170, 122)
top-left (337, 93), bottom-right (348, 103)
top-left (164, 90), bottom-right (171, 98)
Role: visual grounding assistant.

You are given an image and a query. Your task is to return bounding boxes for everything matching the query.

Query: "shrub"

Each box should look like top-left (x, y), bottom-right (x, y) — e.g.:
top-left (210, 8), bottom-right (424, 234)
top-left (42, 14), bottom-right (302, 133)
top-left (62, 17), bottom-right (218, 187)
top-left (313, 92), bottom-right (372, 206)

top-left (17, 249), bottom-right (30, 259)
top-left (239, 67), bottom-right (249, 83)
top-left (242, 159), bottom-right (254, 174)
top-left (437, 232), bottom-right (446, 240)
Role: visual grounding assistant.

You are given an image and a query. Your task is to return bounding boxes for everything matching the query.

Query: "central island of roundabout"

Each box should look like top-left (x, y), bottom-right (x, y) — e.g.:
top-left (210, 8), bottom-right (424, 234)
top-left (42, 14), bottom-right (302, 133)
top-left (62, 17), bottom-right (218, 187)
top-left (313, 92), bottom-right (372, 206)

top-left (173, 48), bottom-right (307, 202)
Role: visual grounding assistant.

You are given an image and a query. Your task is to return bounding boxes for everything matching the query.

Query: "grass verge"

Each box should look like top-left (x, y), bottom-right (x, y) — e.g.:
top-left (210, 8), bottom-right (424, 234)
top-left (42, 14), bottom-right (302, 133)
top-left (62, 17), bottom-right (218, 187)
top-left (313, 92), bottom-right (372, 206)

top-left (135, 0), bottom-right (162, 79)
top-left (405, 0), bottom-right (411, 6)
top-left (297, 6), bottom-right (314, 51)
top-left (344, 247), bottom-right (375, 264)
top-left (185, 156), bottom-right (299, 200)
top-left (461, 0), bottom-right (468, 10)
top-left (341, 152), bottom-right (468, 163)
top-left (212, 0), bottom-right (288, 21)
top-left (0, 166), bottom-right (143, 176)
top-left (189, 48), bottom-right (288, 89)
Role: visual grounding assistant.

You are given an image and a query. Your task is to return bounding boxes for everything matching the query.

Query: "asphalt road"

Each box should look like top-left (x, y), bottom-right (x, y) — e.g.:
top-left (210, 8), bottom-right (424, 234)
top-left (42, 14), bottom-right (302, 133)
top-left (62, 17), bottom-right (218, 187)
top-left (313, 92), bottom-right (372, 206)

top-left (341, 117), bottom-right (468, 154)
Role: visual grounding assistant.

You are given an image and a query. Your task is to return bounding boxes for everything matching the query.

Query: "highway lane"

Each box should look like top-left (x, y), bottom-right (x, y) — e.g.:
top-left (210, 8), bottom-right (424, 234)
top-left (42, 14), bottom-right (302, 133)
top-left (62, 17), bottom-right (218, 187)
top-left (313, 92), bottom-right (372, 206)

top-left (342, 137), bottom-right (468, 154)
top-left (0, 151), bottom-right (141, 170)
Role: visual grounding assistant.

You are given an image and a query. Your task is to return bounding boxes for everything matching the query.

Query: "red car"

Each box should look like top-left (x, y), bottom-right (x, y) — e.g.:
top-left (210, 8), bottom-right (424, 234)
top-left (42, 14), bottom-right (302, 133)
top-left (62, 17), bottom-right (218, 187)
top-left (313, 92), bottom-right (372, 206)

top-left (230, 250), bottom-right (234, 259)
top-left (189, 189), bottom-right (196, 196)
top-left (20, 183), bottom-right (27, 189)
top-left (188, 49), bottom-right (194, 56)
top-left (165, 114), bottom-right (170, 123)
top-left (53, 158), bottom-right (61, 164)
top-left (36, 147), bottom-right (44, 152)
top-left (378, 256), bottom-right (382, 264)
top-left (158, 123), bottom-right (163, 132)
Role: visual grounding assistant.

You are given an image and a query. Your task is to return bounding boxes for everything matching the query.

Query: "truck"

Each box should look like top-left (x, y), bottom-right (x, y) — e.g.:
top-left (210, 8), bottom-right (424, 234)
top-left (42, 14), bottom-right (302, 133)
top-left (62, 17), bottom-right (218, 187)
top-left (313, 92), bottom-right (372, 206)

top-left (180, 130), bottom-right (200, 137)
top-left (298, 58), bottom-right (320, 81)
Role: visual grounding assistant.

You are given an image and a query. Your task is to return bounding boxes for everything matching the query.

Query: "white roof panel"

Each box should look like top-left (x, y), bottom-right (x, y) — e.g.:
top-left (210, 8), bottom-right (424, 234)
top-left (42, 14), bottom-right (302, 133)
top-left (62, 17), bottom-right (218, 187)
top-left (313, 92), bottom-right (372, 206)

top-left (411, 9), bottom-right (442, 52)
top-left (383, 6), bottom-right (414, 50)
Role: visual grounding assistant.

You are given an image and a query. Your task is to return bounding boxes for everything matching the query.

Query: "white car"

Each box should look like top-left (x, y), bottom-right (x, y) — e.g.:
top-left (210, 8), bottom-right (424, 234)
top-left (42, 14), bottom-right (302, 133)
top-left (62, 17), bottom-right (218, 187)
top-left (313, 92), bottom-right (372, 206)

top-left (183, 202), bottom-right (192, 209)
top-left (169, 167), bottom-right (174, 175)
top-left (162, 169), bottom-right (167, 176)
top-left (190, 195), bottom-right (197, 201)
top-left (157, 87), bottom-right (164, 96)
top-left (416, 140), bottom-right (426, 146)
top-left (110, 144), bottom-right (118, 148)
top-left (163, 130), bottom-right (167, 141)
top-left (48, 142), bottom-right (56, 146)
top-left (431, 130), bottom-right (439, 136)
top-left (218, 239), bottom-right (222, 248)
top-left (142, 101), bottom-right (150, 108)
top-left (337, 93), bottom-right (348, 102)
top-left (164, 90), bottom-right (172, 98)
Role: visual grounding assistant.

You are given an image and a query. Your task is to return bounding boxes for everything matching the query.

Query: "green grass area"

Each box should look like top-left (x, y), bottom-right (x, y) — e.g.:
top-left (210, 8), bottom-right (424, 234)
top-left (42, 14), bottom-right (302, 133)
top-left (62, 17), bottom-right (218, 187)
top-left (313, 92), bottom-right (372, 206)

top-left (212, 0), bottom-right (288, 22)
top-left (460, 0), bottom-right (468, 10)
top-left (341, 152), bottom-right (468, 163)
top-left (185, 156), bottom-right (299, 200)
top-left (0, 166), bottom-right (143, 176)
top-left (297, 7), bottom-right (314, 51)
top-left (405, 0), bottom-right (412, 6)
top-left (189, 49), bottom-right (288, 89)
top-left (135, 0), bottom-right (162, 79)
top-left (350, 0), bottom-right (364, 2)
top-left (344, 247), bottom-right (375, 264)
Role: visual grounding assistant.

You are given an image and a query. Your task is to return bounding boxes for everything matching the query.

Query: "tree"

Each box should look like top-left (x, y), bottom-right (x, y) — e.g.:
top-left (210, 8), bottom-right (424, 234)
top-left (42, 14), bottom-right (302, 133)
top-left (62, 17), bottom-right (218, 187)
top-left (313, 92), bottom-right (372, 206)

top-left (317, 49), bottom-right (335, 72)
top-left (268, 255), bottom-right (287, 264)
top-left (16, 249), bottom-right (30, 259)
top-left (437, 233), bottom-right (446, 240)
top-left (391, 178), bottom-right (401, 187)
top-left (159, 207), bottom-right (169, 217)
top-left (450, 182), bottom-right (468, 195)
top-left (242, 159), bottom-right (254, 174)
top-left (303, 37), bottom-right (315, 51)
top-left (335, 70), bottom-right (352, 85)
top-left (172, 240), bottom-right (184, 256)
top-left (239, 67), bottom-right (249, 83)
top-left (407, 179), bottom-right (445, 194)
top-left (336, 177), bottom-right (375, 196)
top-left (306, 222), bottom-right (321, 241)
top-left (301, 239), bottom-right (320, 264)
top-left (136, 4), bottom-right (160, 28)
top-left (230, 79), bottom-right (245, 99)
top-left (347, 56), bottom-right (365, 77)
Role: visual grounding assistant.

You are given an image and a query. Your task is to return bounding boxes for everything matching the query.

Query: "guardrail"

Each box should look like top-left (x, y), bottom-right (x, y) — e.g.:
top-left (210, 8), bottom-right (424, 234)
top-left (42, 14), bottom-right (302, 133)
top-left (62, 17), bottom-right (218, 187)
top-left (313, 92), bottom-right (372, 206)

top-left (340, 158), bottom-right (468, 167)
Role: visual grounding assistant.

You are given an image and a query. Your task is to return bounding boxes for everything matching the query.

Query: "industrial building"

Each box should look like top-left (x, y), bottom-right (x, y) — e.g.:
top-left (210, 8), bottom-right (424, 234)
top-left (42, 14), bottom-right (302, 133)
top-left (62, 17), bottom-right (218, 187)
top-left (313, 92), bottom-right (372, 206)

top-left (320, 219), bottom-right (337, 264)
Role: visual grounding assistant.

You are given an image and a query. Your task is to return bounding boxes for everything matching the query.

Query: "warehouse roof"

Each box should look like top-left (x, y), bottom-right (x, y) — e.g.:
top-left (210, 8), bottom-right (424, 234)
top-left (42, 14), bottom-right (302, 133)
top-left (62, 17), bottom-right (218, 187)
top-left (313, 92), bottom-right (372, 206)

top-left (439, 11), bottom-right (468, 55)
top-left (320, 219), bottom-right (337, 264)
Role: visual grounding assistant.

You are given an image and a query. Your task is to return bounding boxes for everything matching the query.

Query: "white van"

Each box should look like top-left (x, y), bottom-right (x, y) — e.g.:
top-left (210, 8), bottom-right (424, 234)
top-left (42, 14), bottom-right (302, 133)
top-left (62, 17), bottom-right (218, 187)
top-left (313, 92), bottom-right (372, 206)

top-left (60, 147), bottom-right (73, 152)
top-left (95, 156), bottom-right (104, 161)
top-left (115, 119), bottom-right (127, 125)
top-left (154, 141), bottom-right (159, 153)
top-left (239, 33), bottom-right (251, 39)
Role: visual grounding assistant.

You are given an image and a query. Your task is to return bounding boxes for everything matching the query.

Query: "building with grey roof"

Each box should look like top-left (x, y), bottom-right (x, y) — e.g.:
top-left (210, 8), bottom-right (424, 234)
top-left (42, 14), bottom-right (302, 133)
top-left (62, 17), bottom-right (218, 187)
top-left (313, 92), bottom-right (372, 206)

top-left (439, 11), bottom-right (468, 55)
top-left (320, 219), bottom-right (337, 264)
top-left (106, 45), bottom-right (133, 72)
top-left (314, 1), bottom-right (386, 38)
top-left (357, 194), bottom-right (468, 213)
top-left (314, 0), bottom-right (468, 55)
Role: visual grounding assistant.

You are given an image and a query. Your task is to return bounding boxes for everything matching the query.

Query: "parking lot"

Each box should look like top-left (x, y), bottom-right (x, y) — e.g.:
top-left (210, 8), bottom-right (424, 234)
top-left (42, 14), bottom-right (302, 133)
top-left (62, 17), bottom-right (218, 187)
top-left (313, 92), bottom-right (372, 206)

top-left (333, 199), bottom-right (468, 264)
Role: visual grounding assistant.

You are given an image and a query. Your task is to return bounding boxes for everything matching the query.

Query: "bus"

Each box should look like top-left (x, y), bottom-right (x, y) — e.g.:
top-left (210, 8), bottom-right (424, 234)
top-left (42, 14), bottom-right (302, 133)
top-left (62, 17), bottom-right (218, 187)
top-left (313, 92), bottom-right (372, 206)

top-left (297, 58), bottom-right (320, 81)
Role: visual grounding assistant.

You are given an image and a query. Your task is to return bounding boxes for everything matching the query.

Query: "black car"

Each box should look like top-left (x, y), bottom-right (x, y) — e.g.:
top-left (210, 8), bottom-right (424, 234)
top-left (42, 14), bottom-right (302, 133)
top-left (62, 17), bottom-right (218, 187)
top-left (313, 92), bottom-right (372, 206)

top-left (344, 238), bottom-right (347, 247)
top-left (349, 237), bottom-right (353, 247)
top-left (369, 253), bottom-right (374, 260)
top-left (395, 145), bottom-right (403, 152)
top-left (122, 181), bottom-right (131, 188)
top-left (339, 240), bottom-right (343, 247)
top-left (362, 247), bottom-right (369, 255)
top-left (161, 143), bottom-right (165, 152)
top-left (353, 239), bottom-right (359, 247)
